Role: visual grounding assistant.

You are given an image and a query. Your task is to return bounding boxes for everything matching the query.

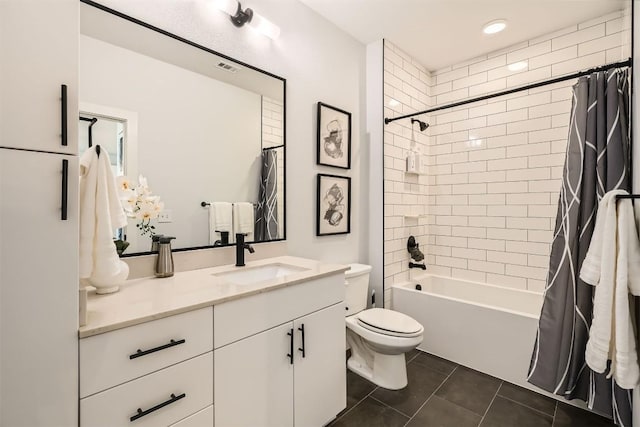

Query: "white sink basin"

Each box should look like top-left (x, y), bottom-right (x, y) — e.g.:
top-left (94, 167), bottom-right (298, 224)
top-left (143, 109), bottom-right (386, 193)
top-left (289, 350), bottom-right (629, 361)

top-left (214, 263), bottom-right (308, 285)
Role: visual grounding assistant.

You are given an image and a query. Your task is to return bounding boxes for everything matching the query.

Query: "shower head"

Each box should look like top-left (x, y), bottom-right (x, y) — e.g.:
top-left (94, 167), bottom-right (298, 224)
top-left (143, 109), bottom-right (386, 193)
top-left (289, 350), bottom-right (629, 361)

top-left (411, 118), bottom-right (429, 132)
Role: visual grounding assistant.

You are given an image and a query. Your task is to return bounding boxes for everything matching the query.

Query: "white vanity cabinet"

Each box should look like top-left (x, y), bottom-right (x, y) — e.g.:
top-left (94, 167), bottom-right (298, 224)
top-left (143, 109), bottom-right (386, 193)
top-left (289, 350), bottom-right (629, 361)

top-left (79, 307), bottom-right (214, 427)
top-left (213, 273), bottom-right (346, 427)
top-left (0, 0), bottom-right (78, 154)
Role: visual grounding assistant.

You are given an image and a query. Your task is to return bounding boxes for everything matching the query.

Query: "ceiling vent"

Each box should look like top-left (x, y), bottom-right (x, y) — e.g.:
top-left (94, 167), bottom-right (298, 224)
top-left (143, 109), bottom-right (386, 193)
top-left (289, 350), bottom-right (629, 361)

top-left (216, 61), bottom-right (239, 73)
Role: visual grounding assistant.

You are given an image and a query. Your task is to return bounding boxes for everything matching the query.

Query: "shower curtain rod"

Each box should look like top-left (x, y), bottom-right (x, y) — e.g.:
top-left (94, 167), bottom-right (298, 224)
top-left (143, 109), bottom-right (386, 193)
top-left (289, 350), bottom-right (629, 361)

top-left (384, 58), bottom-right (633, 125)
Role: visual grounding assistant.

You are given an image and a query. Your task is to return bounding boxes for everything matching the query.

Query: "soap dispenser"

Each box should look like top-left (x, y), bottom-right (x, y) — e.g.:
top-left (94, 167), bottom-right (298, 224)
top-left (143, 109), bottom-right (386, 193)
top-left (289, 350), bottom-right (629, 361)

top-left (155, 236), bottom-right (176, 278)
top-left (150, 234), bottom-right (164, 253)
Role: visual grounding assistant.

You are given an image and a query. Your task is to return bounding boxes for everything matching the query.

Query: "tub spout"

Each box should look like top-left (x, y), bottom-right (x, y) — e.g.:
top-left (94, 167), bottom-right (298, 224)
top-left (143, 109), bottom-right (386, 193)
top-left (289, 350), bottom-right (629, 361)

top-left (409, 262), bottom-right (426, 270)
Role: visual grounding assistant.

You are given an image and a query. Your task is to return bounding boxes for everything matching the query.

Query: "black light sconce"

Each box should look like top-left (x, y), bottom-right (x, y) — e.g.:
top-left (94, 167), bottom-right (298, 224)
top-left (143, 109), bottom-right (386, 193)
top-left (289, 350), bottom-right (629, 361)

top-left (214, 0), bottom-right (280, 39)
top-left (229, 2), bottom-right (253, 27)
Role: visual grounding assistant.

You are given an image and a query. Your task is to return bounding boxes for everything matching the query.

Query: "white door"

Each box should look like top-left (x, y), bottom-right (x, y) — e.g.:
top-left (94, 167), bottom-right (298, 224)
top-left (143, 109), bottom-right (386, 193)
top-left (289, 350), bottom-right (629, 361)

top-left (214, 322), bottom-right (294, 427)
top-left (293, 303), bottom-right (346, 427)
top-left (0, 148), bottom-right (79, 426)
top-left (0, 0), bottom-right (78, 154)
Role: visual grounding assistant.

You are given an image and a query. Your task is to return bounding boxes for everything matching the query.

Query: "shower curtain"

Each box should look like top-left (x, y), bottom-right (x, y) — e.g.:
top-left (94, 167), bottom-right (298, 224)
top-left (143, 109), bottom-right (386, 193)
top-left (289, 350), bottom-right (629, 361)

top-left (255, 149), bottom-right (279, 241)
top-left (528, 69), bottom-right (632, 425)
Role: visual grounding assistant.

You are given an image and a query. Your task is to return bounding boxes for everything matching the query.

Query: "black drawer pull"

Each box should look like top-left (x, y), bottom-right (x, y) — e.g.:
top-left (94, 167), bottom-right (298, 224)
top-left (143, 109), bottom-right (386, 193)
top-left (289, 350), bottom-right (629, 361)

top-left (298, 324), bottom-right (306, 358)
top-left (61, 84), bottom-right (68, 146)
top-left (129, 339), bottom-right (186, 360)
top-left (61, 159), bottom-right (68, 221)
top-left (287, 329), bottom-right (294, 364)
top-left (130, 393), bottom-right (186, 422)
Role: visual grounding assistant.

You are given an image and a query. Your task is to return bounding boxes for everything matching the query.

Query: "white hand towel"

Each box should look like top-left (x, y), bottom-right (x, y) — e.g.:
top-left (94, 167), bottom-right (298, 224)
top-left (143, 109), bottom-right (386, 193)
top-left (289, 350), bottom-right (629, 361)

top-left (208, 202), bottom-right (233, 245)
top-left (610, 197), bottom-right (640, 388)
top-left (581, 189), bottom-right (640, 389)
top-left (581, 190), bottom-right (622, 373)
top-left (233, 202), bottom-right (255, 239)
top-left (79, 146), bottom-right (128, 290)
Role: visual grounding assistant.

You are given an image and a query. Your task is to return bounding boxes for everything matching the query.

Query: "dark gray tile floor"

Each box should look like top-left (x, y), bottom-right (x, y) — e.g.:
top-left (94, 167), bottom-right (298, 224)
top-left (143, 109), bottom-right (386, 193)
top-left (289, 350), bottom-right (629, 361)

top-left (329, 350), bottom-right (616, 427)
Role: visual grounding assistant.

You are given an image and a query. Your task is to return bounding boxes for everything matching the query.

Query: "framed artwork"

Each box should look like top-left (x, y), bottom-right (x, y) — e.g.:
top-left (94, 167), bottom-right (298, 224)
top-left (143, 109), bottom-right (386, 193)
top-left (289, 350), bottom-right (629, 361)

top-left (317, 102), bottom-right (351, 169)
top-left (317, 174), bottom-right (351, 236)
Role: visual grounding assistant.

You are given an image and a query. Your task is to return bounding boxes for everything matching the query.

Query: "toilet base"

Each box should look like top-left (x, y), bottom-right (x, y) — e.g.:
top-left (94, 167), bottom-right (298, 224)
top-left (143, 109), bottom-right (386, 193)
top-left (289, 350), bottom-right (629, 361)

top-left (347, 352), bottom-right (408, 390)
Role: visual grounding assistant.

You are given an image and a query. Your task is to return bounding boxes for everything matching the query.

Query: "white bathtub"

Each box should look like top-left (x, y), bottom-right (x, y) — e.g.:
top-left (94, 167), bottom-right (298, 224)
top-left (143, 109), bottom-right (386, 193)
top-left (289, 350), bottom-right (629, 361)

top-left (392, 274), bottom-right (544, 391)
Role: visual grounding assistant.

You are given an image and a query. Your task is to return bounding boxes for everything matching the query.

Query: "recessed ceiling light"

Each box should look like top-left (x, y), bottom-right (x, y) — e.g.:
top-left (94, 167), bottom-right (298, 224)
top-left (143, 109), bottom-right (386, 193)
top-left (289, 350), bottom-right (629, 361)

top-left (507, 61), bottom-right (528, 71)
top-left (483, 20), bottom-right (507, 35)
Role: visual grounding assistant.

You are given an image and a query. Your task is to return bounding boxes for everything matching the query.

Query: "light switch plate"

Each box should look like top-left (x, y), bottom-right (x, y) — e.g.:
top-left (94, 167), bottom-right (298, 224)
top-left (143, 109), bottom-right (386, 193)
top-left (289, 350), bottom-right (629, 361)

top-left (158, 210), bottom-right (172, 223)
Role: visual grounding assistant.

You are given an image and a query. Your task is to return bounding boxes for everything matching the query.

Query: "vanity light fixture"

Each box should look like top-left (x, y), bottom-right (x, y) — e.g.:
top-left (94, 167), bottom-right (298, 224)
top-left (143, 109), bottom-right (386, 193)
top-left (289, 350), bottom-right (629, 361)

top-left (213, 0), bottom-right (281, 39)
top-left (482, 19), bottom-right (507, 35)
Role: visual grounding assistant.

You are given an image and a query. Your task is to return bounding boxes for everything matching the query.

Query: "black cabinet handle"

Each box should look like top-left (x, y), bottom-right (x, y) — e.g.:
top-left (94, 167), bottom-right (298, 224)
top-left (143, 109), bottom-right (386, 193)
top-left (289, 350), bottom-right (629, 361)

top-left (130, 393), bottom-right (186, 422)
top-left (298, 324), bottom-right (306, 358)
top-left (61, 84), bottom-right (68, 146)
top-left (61, 159), bottom-right (68, 220)
top-left (286, 329), bottom-right (294, 364)
top-left (129, 339), bottom-right (186, 360)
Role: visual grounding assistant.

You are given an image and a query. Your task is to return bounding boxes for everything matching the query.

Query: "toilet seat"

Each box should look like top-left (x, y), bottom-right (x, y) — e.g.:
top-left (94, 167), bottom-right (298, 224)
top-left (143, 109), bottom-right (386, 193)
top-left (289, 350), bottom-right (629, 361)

top-left (356, 308), bottom-right (423, 338)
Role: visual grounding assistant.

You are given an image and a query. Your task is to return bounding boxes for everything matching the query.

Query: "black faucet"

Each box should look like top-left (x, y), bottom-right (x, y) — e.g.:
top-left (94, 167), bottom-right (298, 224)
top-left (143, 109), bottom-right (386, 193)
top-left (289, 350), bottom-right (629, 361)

top-left (409, 262), bottom-right (427, 270)
top-left (235, 233), bottom-right (255, 267)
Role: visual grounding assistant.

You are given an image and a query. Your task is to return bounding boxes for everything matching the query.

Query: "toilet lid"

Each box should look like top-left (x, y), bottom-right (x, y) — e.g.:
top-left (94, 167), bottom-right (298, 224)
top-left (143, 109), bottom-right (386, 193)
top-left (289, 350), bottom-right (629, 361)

top-left (357, 308), bottom-right (423, 337)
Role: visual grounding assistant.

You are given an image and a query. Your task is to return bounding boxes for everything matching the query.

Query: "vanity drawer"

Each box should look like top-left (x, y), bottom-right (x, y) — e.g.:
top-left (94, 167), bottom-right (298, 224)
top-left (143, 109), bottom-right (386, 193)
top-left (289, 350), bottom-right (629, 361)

top-left (80, 352), bottom-right (213, 427)
top-left (80, 307), bottom-right (213, 397)
top-left (214, 273), bottom-right (343, 348)
top-left (169, 405), bottom-right (214, 427)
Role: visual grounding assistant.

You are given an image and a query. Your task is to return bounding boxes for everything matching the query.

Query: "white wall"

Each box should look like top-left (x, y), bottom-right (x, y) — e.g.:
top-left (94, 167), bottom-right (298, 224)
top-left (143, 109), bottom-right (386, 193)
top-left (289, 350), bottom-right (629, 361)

top-left (366, 40), bottom-right (385, 307)
top-left (94, 0), bottom-right (368, 266)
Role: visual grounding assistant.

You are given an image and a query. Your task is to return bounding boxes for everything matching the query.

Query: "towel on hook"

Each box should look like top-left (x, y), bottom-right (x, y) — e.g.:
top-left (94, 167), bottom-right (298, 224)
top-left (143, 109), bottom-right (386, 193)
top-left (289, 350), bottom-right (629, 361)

top-left (580, 189), bottom-right (640, 389)
top-left (208, 202), bottom-right (233, 245)
top-left (79, 145), bottom-right (129, 289)
top-left (233, 202), bottom-right (255, 240)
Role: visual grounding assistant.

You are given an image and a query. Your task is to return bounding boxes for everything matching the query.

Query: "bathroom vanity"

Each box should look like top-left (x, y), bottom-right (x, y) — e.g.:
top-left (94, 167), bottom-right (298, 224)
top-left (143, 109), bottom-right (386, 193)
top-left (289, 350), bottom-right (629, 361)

top-left (79, 256), bottom-right (347, 427)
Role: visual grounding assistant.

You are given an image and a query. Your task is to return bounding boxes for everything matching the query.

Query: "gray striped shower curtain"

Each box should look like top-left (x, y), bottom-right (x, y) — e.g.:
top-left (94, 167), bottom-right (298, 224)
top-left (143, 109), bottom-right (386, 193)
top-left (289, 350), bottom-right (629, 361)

top-left (255, 149), bottom-right (279, 241)
top-left (527, 69), bottom-right (631, 425)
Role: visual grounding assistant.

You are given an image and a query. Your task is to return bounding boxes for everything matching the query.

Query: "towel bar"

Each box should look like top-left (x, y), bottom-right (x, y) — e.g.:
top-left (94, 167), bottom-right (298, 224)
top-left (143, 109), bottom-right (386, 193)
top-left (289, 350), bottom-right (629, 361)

top-left (201, 201), bottom-right (257, 207)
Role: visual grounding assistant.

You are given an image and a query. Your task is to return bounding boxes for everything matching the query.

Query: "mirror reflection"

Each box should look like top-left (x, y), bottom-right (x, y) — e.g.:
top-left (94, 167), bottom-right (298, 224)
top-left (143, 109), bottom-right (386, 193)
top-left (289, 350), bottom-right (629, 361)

top-left (78, 2), bottom-right (285, 255)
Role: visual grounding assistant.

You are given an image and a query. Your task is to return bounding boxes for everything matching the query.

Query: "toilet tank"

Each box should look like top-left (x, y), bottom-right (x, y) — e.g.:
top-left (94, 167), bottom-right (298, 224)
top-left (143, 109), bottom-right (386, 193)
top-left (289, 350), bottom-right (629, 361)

top-left (344, 263), bottom-right (372, 317)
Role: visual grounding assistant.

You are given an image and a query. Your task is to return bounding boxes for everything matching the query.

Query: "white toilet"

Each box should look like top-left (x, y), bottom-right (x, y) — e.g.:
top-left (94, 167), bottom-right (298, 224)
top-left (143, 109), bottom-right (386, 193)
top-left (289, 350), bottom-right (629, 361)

top-left (344, 263), bottom-right (424, 390)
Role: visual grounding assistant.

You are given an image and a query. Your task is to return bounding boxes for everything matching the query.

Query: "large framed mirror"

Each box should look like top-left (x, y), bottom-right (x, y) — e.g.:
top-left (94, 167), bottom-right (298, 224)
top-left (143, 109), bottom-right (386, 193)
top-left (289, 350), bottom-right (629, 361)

top-left (79, 0), bottom-right (286, 256)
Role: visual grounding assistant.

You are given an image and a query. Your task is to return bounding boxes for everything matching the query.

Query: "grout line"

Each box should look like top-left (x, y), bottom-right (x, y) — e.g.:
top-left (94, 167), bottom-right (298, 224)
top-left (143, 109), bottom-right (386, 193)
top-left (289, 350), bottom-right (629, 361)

top-left (370, 395), bottom-right (413, 419)
top-left (496, 393), bottom-right (555, 419)
top-left (477, 380), bottom-right (502, 427)
top-left (551, 401), bottom-right (558, 427)
top-left (403, 365), bottom-right (459, 427)
top-left (332, 379), bottom-right (380, 423)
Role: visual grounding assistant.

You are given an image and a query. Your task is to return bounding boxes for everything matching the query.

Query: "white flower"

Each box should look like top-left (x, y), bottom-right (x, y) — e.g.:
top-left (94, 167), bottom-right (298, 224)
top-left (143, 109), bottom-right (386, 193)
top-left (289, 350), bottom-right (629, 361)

top-left (135, 204), bottom-right (155, 221)
top-left (116, 174), bottom-right (163, 236)
top-left (117, 176), bottom-right (134, 192)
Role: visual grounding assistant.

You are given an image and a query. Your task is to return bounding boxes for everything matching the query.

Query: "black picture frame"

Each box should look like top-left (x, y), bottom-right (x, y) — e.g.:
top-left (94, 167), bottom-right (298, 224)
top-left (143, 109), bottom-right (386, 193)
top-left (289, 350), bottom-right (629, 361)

top-left (316, 174), bottom-right (351, 236)
top-left (317, 102), bottom-right (351, 169)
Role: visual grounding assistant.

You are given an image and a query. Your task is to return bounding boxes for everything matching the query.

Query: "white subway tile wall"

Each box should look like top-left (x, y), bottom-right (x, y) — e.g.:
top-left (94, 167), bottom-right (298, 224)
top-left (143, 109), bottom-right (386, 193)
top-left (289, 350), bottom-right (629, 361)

top-left (383, 9), bottom-right (629, 305)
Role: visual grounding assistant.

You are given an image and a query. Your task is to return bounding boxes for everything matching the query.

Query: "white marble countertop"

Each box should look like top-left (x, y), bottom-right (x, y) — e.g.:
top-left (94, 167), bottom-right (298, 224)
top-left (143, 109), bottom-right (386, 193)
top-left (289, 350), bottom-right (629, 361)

top-left (79, 256), bottom-right (348, 338)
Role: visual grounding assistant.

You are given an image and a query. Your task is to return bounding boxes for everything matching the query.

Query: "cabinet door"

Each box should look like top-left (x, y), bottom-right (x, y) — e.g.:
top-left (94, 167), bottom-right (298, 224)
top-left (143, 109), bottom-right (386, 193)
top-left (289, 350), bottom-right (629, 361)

top-left (294, 303), bottom-right (346, 427)
top-left (0, 0), bottom-right (78, 154)
top-left (214, 322), bottom-right (294, 427)
top-left (0, 148), bottom-right (79, 426)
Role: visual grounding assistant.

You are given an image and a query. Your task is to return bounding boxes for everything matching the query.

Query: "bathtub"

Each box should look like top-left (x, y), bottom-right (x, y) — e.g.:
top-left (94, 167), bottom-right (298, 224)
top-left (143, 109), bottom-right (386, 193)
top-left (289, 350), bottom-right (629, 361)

top-left (392, 274), bottom-right (544, 392)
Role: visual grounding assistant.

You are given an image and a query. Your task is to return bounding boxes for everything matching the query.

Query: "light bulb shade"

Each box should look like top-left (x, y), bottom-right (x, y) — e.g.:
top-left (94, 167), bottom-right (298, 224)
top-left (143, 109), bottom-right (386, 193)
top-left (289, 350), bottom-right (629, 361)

top-left (213, 0), bottom-right (239, 16)
top-left (482, 19), bottom-right (507, 34)
top-left (247, 12), bottom-right (281, 39)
